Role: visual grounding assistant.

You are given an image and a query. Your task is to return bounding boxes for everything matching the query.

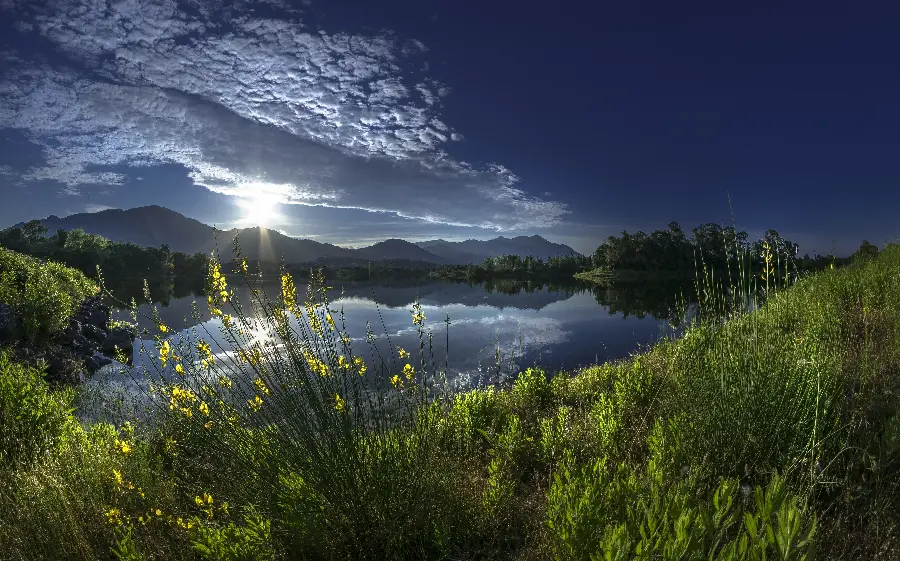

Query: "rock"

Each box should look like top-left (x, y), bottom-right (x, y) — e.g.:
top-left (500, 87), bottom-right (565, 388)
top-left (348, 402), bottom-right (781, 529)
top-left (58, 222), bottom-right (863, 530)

top-left (44, 350), bottom-right (84, 385)
top-left (86, 354), bottom-right (113, 372)
top-left (101, 327), bottom-right (135, 353)
top-left (82, 323), bottom-right (107, 342)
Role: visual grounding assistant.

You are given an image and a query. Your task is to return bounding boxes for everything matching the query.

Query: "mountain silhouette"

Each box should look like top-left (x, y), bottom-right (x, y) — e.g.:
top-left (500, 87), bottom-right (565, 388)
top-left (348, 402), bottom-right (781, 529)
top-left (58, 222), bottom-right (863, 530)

top-left (21, 206), bottom-right (580, 264)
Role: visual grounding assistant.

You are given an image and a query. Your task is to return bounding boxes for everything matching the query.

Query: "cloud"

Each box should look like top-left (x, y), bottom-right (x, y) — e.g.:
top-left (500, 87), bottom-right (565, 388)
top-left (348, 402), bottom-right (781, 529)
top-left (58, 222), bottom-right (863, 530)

top-left (0, 0), bottom-right (568, 230)
top-left (84, 204), bottom-right (116, 213)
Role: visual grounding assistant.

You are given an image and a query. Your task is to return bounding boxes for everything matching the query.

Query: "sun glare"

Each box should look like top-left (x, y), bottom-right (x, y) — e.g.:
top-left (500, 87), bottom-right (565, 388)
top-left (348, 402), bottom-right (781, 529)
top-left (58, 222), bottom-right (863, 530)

top-left (237, 195), bottom-right (282, 228)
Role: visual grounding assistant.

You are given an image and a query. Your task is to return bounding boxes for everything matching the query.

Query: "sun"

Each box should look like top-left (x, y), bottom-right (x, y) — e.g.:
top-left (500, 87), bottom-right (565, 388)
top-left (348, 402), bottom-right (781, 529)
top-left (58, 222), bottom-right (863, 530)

top-left (236, 194), bottom-right (282, 228)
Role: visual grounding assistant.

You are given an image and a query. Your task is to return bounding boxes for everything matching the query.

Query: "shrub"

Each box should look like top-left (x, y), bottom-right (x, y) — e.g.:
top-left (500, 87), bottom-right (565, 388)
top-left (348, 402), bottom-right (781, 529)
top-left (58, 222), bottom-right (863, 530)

top-left (0, 247), bottom-right (97, 342)
top-left (0, 351), bottom-right (73, 468)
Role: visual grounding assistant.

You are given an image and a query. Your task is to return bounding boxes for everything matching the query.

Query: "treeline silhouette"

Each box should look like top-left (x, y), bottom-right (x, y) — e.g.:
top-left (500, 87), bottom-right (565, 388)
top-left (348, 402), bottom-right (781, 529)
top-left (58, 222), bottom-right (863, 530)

top-left (0, 220), bottom-right (209, 304)
top-left (588, 221), bottom-right (878, 277)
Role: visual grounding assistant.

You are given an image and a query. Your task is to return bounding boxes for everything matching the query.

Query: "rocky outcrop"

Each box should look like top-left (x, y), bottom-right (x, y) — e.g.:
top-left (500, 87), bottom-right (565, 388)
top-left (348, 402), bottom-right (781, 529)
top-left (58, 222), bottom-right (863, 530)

top-left (0, 295), bottom-right (136, 385)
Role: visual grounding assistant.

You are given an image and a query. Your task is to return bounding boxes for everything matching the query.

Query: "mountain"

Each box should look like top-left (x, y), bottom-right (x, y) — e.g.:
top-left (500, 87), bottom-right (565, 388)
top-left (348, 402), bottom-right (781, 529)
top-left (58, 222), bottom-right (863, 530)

top-left (416, 235), bottom-right (580, 264)
top-left (35, 206), bottom-right (217, 254)
top-left (14, 206), bottom-right (578, 265)
top-left (355, 239), bottom-right (445, 263)
top-left (25, 207), bottom-right (357, 262)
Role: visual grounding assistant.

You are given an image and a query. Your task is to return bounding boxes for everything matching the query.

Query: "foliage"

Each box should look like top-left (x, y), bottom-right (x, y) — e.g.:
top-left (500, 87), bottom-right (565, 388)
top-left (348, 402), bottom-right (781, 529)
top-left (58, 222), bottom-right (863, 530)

top-left (0, 351), bottom-right (74, 468)
top-left (6, 240), bottom-right (900, 559)
top-left (0, 247), bottom-right (98, 342)
top-left (0, 221), bottom-right (208, 305)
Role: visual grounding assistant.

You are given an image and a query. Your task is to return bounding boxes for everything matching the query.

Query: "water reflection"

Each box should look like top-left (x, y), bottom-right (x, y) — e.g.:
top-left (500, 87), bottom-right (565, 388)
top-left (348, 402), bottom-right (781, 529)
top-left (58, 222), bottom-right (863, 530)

top-left (87, 279), bottom-right (717, 418)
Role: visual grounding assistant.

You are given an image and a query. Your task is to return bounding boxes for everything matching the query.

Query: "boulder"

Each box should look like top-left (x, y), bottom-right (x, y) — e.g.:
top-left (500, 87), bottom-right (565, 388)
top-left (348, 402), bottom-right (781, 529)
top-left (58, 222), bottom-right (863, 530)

top-left (101, 327), bottom-right (135, 353)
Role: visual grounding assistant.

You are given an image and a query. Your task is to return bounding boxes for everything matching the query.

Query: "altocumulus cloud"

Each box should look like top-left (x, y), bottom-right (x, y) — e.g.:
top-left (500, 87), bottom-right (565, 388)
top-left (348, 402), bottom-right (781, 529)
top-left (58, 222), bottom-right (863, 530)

top-left (0, 0), bottom-right (568, 230)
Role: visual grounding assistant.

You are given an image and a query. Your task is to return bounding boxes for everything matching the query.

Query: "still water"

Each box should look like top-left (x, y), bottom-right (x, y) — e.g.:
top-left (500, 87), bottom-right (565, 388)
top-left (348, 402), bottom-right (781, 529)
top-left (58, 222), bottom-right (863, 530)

top-left (81, 279), bottom-right (691, 421)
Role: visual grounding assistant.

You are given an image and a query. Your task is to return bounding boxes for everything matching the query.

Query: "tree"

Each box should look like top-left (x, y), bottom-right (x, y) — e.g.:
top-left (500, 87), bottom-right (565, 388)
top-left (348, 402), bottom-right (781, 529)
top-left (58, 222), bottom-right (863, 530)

top-left (852, 240), bottom-right (879, 262)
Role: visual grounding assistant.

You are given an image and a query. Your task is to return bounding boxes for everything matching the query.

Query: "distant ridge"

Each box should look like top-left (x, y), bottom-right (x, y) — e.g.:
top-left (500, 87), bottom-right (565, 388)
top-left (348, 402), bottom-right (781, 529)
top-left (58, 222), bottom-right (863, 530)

top-left (13, 205), bottom-right (580, 265)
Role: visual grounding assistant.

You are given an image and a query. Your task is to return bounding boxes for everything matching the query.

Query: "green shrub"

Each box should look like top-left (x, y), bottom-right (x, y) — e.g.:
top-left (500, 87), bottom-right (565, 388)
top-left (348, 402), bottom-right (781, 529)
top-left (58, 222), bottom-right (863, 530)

top-left (0, 352), bottom-right (73, 468)
top-left (0, 247), bottom-right (97, 342)
top-left (547, 455), bottom-right (816, 560)
top-left (191, 509), bottom-right (275, 561)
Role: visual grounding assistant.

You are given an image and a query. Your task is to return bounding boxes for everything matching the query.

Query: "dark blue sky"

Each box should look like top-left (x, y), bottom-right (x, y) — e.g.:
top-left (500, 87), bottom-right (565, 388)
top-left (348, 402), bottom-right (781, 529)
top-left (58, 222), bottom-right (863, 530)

top-left (1, 0), bottom-right (898, 255)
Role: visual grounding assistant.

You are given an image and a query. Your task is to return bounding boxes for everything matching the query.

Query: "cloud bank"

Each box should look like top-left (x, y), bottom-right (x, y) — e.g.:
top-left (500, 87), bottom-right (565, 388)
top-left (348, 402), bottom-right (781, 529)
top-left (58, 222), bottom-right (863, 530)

top-left (0, 0), bottom-right (568, 230)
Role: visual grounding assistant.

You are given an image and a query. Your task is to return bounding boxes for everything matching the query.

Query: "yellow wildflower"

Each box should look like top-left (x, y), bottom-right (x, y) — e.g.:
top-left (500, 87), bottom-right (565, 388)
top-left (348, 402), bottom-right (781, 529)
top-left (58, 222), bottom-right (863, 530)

top-left (159, 340), bottom-right (171, 367)
top-left (115, 438), bottom-right (132, 455)
top-left (155, 509), bottom-right (162, 516)
top-left (338, 355), bottom-right (347, 369)
top-left (334, 393), bottom-right (345, 412)
top-left (398, 347), bottom-right (409, 360)
top-left (175, 363), bottom-right (184, 375)
top-left (326, 313), bottom-right (335, 330)
top-left (106, 508), bottom-right (122, 526)
top-left (402, 363), bottom-right (415, 381)
top-left (159, 324), bottom-right (169, 333)
top-left (253, 377), bottom-right (270, 395)
top-left (248, 395), bottom-right (263, 412)
top-left (112, 469), bottom-right (124, 488)
top-left (390, 375), bottom-right (402, 388)
top-left (204, 421), bottom-right (214, 429)
top-left (241, 258), bottom-right (248, 274)
top-left (353, 356), bottom-right (366, 375)
top-left (218, 375), bottom-right (233, 388)
top-left (199, 401), bottom-right (210, 416)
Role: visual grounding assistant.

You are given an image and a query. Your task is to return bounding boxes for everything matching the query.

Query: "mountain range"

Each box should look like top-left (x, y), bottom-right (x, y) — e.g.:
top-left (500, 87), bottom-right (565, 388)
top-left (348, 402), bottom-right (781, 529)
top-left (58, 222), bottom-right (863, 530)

top-left (18, 206), bottom-right (580, 265)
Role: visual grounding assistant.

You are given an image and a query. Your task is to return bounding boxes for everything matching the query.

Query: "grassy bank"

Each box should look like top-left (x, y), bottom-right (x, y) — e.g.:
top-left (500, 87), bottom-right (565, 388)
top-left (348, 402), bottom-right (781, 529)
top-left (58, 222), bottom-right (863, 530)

top-left (1, 245), bottom-right (900, 559)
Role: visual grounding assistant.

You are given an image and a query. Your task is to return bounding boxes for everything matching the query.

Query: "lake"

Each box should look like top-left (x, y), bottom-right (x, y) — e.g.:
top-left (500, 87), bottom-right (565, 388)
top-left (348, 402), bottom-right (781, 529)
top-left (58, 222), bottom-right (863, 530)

top-left (81, 278), bottom-right (696, 422)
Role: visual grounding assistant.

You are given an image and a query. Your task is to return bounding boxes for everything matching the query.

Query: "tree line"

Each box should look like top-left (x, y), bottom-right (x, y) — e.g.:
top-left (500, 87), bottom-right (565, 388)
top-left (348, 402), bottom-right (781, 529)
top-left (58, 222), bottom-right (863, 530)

top-left (589, 222), bottom-right (879, 278)
top-left (0, 220), bottom-right (209, 304)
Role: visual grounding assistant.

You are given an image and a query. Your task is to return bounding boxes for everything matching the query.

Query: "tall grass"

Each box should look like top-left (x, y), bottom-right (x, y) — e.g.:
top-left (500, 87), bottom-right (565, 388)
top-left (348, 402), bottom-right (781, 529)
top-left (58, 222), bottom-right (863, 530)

top-left (2, 240), bottom-right (900, 559)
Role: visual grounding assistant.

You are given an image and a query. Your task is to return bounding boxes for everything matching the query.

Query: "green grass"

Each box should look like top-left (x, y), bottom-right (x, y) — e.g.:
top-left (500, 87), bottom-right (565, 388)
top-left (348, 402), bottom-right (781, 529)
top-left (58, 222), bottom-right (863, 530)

top-left (2, 245), bottom-right (900, 559)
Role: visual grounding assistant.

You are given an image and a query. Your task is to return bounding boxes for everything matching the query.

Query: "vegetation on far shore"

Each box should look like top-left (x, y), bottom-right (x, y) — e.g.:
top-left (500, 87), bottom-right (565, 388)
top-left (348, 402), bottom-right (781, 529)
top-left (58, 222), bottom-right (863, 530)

top-left (0, 222), bottom-right (899, 559)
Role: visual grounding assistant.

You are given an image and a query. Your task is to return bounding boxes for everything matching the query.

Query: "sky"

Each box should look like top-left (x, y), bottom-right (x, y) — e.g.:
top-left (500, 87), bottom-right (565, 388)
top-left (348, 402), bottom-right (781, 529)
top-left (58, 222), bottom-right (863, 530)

top-left (1, 0), bottom-right (899, 256)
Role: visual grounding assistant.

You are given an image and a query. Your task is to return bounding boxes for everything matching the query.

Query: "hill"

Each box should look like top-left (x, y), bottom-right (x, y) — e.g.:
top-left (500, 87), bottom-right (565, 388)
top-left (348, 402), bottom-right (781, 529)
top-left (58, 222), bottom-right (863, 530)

top-left (355, 239), bottom-right (445, 263)
top-left (417, 235), bottom-right (580, 264)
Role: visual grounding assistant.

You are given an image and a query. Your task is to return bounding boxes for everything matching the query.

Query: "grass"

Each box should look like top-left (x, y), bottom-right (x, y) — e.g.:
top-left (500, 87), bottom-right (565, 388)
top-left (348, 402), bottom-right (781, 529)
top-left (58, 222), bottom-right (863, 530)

top-left (1, 244), bottom-right (900, 559)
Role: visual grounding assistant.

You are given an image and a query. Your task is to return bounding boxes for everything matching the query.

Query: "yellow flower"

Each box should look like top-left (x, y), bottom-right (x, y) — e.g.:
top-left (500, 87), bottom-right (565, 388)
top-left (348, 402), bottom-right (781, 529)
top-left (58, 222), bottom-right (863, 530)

top-left (241, 258), bottom-right (248, 274)
top-left (338, 355), bottom-right (347, 369)
top-left (204, 421), bottom-right (214, 429)
top-left (218, 375), bottom-right (233, 388)
top-left (248, 395), bottom-right (263, 412)
top-left (155, 509), bottom-right (162, 516)
top-left (106, 508), bottom-right (122, 526)
top-left (353, 356), bottom-right (366, 375)
top-left (253, 377), bottom-right (270, 395)
top-left (115, 438), bottom-right (132, 455)
top-left (402, 363), bottom-right (415, 381)
top-left (326, 313), bottom-right (335, 330)
top-left (175, 363), bottom-right (184, 375)
top-left (398, 347), bottom-right (409, 360)
top-left (112, 468), bottom-right (124, 487)
top-left (334, 393), bottom-right (345, 412)
top-left (159, 340), bottom-right (171, 367)
top-left (159, 324), bottom-right (169, 333)
top-left (390, 374), bottom-right (402, 388)
top-left (199, 401), bottom-right (210, 416)
top-left (181, 407), bottom-right (193, 418)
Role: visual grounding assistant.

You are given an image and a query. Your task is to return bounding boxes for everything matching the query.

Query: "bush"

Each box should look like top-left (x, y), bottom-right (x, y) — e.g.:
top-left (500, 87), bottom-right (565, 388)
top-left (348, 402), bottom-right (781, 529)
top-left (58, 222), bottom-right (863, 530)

top-left (0, 247), bottom-right (97, 342)
top-left (0, 351), bottom-right (73, 468)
